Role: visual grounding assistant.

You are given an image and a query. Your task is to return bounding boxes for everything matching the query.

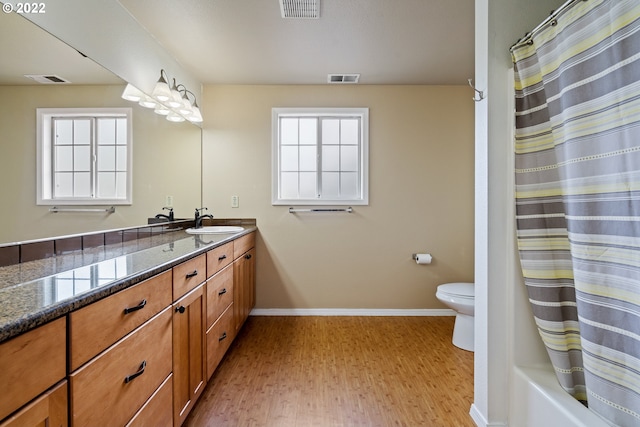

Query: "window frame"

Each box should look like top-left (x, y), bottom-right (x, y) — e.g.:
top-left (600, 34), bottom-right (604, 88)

top-left (271, 107), bottom-right (369, 206)
top-left (36, 107), bottom-right (133, 206)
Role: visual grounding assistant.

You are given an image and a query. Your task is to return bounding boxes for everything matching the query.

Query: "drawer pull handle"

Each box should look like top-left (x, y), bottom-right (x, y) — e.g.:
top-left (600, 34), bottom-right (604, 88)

top-left (244, 254), bottom-right (252, 260)
top-left (123, 299), bottom-right (147, 314)
top-left (186, 270), bottom-right (199, 279)
top-left (124, 360), bottom-right (147, 384)
top-left (175, 305), bottom-right (186, 314)
top-left (219, 332), bottom-right (227, 342)
top-left (218, 254), bottom-right (227, 261)
top-left (218, 288), bottom-right (227, 296)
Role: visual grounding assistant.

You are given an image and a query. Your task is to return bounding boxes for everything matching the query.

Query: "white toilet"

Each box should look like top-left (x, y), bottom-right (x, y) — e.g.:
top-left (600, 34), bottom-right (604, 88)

top-left (436, 282), bottom-right (475, 352)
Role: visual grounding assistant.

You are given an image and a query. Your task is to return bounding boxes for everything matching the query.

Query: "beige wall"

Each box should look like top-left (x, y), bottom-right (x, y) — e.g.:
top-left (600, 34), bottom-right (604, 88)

top-left (0, 84), bottom-right (201, 244)
top-left (202, 85), bottom-right (474, 310)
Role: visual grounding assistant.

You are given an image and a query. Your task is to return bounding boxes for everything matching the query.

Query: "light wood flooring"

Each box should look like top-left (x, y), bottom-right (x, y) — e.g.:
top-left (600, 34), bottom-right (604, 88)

top-left (186, 316), bottom-right (475, 427)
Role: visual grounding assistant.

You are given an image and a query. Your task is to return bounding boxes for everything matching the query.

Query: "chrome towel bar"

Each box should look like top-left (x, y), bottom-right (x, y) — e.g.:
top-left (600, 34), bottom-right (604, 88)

top-left (49, 206), bottom-right (116, 213)
top-left (289, 207), bottom-right (353, 213)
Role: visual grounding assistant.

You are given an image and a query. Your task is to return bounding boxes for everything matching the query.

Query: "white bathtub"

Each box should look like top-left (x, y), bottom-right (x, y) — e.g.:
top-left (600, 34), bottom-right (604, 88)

top-left (510, 365), bottom-right (611, 427)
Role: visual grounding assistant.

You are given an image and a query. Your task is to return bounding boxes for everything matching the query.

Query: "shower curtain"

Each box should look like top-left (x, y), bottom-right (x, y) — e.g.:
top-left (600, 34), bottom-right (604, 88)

top-left (511, 0), bottom-right (640, 425)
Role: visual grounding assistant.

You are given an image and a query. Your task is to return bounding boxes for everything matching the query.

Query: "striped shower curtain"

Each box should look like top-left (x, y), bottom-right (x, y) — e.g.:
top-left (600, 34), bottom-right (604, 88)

top-left (511, 1), bottom-right (640, 425)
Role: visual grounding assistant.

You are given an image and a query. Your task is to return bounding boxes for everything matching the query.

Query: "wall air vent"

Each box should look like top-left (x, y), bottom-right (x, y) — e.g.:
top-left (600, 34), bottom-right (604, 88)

top-left (279, 0), bottom-right (319, 19)
top-left (327, 74), bottom-right (360, 84)
top-left (24, 74), bottom-right (71, 84)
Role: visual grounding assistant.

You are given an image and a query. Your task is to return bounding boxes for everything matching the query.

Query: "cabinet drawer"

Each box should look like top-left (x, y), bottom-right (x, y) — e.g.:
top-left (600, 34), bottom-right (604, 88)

top-left (206, 241), bottom-right (233, 278)
top-left (206, 304), bottom-right (235, 379)
top-left (126, 374), bottom-right (172, 427)
top-left (0, 380), bottom-right (67, 427)
top-left (206, 264), bottom-right (233, 328)
top-left (233, 232), bottom-right (255, 259)
top-left (0, 317), bottom-right (66, 421)
top-left (69, 270), bottom-right (172, 371)
top-left (70, 308), bottom-right (172, 427)
top-left (173, 254), bottom-right (206, 300)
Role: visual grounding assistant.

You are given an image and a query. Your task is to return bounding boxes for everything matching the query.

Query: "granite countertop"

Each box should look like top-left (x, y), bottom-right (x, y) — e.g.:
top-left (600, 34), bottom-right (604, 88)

top-left (0, 225), bottom-right (256, 343)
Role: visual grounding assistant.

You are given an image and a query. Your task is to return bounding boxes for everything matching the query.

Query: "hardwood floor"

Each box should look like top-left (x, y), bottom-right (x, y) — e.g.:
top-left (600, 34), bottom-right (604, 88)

top-left (186, 316), bottom-right (475, 427)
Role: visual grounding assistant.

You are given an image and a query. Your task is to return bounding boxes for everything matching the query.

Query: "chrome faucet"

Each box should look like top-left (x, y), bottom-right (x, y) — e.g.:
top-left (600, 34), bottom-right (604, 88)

top-left (155, 207), bottom-right (174, 221)
top-left (194, 207), bottom-right (213, 228)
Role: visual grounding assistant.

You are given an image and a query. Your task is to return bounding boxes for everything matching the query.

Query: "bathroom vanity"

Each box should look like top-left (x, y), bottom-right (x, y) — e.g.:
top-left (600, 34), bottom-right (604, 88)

top-left (0, 221), bottom-right (256, 427)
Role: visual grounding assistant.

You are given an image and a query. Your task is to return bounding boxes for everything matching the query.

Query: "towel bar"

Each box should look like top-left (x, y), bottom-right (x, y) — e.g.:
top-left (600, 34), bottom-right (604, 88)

top-left (288, 207), bottom-right (353, 213)
top-left (49, 206), bottom-right (116, 213)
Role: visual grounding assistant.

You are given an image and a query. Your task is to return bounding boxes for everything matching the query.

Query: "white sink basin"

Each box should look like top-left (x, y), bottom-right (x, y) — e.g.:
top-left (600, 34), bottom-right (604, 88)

top-left (186, 226), bottom-right (244, 234)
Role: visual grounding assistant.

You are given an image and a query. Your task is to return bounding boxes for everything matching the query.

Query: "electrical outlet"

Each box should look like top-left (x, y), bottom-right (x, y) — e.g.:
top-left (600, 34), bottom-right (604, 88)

top-left (165, 195), bottom-right (173, 207)
top-left (231, 195), bottom-right (239, 208)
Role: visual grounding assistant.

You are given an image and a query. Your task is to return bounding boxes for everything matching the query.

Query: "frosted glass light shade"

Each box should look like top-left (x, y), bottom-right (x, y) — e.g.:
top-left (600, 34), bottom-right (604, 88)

top-left (188, 105), bottom-right (203, 123)
top-left (152, 82), bottom-right (171, 101)
top-left (166, 90), bottom-right (181, 108)
top-left (138, 95), bottom-right (157, 108)
top-left (179, 96), bottom-right (193, 115)
top-left (167, 80), bottom-right (183, 108)
top-left (121, 84), bottom-right (143, 102)
top-left (166, 112), bottom-right (185, 122)
top-left (151, 71), bottom-right (172, 101)
top-left (154, 104), bottom-right (171, 115)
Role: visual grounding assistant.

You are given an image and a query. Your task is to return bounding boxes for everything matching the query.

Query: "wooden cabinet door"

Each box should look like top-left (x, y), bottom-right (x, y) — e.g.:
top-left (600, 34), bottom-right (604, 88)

top-left (0, 381), bottom-right (67, 427)
top-left (233, 247), bottom-right (255, 332)
top-left (246, 248), bottom-right (256, 314)
top-left (172, 284), bottom-right (206, 427)
top-left (233, 256), bottom-right (244, 332)
top-left (243, 248), bottom-right (256, 320)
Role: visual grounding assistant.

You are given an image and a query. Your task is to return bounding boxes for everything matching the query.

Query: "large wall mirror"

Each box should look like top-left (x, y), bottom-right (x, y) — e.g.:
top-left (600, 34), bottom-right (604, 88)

top-left (0, 11), bottom-right (202, 244)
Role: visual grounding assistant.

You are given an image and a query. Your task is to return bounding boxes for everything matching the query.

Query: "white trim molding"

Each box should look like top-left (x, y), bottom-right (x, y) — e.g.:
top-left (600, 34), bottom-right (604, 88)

top-left (250, 308), bottom-right (456, 316)
top-left (470, 404), bottom-right (508, 427)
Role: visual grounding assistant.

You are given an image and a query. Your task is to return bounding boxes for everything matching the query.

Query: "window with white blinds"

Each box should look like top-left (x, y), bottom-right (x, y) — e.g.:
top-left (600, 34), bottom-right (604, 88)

top-left (272, 108), bottom-right (369, 205)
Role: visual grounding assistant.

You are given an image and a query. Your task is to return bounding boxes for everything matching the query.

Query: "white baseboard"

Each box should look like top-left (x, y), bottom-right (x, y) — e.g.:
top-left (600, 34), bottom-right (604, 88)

top-left (250, 308), bottom-right (456, 316)
top-left (469, 403), bottom-right (507, 427)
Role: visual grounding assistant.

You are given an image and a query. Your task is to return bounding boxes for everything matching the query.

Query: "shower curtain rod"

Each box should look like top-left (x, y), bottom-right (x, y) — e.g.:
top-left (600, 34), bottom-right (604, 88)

top-left (510, 0), bottom-right (585, 50)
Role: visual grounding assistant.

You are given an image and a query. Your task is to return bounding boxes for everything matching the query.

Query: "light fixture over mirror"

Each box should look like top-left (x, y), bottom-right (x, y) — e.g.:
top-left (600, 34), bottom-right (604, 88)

top-left (122, 69), bottom-right (203, 123)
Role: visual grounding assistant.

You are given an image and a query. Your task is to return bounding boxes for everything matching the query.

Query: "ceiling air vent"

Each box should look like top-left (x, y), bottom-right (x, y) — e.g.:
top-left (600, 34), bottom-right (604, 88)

top-left (279, 0), bottom-right (319, 19)
top-left (24, 74), bottom-right (71, 84)
top-left (327, 74), bottom-right (360, 84)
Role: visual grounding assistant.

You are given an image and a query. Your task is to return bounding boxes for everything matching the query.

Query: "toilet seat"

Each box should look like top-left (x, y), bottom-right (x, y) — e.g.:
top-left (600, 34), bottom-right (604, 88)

top-left (437, 282), bottom-right (474, 298)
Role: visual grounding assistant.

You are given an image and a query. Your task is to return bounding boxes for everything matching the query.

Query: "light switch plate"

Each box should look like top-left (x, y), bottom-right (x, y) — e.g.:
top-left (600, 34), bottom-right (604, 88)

top-left (231, 195), bottom-right (239, 208)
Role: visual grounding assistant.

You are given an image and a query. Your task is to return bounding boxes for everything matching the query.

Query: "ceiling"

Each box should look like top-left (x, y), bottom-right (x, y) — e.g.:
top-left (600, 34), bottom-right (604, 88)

top-left (0, 10), bottom-right (124, 85)
top-left (0, 0), bottom-right (475, 87)
top-left (117, 0), bottom-right (475, 85)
